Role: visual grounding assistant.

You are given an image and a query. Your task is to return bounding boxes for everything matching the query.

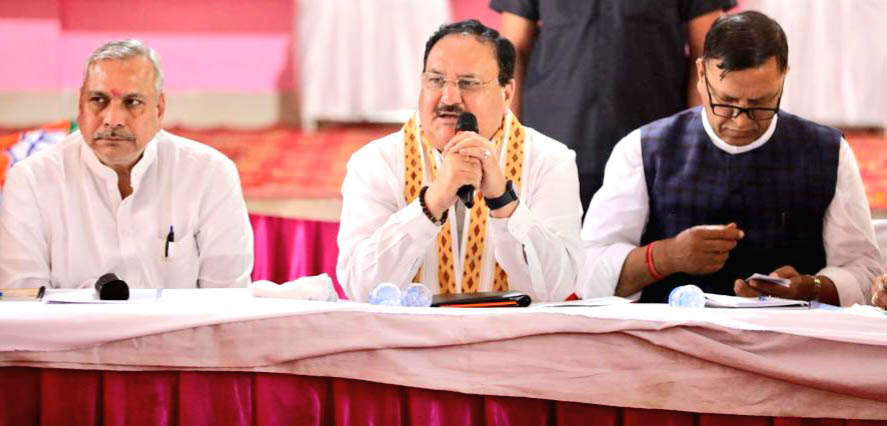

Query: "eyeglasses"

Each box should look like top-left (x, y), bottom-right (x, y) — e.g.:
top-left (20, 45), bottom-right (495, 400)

top-left (704, 72), bottom-right (782, 121)
top-left (421, 72), bottom-right (495, 94)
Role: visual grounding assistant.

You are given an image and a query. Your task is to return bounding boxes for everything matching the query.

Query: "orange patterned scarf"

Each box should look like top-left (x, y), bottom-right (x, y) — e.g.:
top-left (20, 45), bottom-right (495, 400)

top-left (402, 112), bottom-right (525, 294)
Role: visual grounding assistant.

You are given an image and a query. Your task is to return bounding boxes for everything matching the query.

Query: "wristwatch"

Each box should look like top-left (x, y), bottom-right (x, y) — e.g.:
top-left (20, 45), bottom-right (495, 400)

top-left (484, 180), bottom-right (518, 210)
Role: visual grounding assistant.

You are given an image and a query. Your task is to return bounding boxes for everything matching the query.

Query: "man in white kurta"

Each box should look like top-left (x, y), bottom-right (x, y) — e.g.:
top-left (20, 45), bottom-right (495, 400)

top-left (579, 12), bottom-right (880, 306)
top-left (0, 40), bottom-right (253, 289)
top-left (337, 20), bottom-right (582, 302)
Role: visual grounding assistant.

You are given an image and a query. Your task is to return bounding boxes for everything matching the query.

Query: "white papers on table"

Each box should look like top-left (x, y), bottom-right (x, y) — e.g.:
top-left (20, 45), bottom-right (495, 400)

top-left (746, 273), bottom-right (791, 287)
top-left (704, 293), bottom-right (809, 309)
top-left (44, 289), bottom-right (163, 304)
top-left (537, 296), bottom-right (634, 308)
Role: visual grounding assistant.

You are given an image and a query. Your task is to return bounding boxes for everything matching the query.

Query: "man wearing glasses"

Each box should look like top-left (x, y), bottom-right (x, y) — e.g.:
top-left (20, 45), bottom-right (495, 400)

top-left (580, 11), bottom-right (880, 306)
top-left (337, 20), bottom-right (582, 302)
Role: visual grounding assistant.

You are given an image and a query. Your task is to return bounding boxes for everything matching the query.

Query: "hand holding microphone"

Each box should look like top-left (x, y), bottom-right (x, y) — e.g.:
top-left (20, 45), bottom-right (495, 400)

top-left (423, 113), bottom-right (483, 219)
top-left (444, 113), bottom-right (510, 212)
top-left (424, 111), bottom-right (510, 218)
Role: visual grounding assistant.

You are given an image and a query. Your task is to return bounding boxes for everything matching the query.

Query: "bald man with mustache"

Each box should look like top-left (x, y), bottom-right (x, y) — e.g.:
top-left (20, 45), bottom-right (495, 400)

top-left (0, 39), bottom-right (253, 289)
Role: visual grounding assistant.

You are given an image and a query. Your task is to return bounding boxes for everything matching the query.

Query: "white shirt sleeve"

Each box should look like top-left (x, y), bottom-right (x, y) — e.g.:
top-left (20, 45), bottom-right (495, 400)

top-left (194, 158), bottom-right (255, 288)
top-left (336, 144), bottom-right (442, 302)
top-left (487, 149), bottom-right (584, 302)
top-left (0, 165), bottom-right (51, 288)
top-left (818, 139), bottom-right (882, 306)
top-left (578, 129), bottom-right (648, 299)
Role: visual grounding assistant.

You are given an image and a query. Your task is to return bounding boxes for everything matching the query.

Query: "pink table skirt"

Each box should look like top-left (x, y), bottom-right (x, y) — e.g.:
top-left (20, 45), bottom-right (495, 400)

top-left (249, 214), bottom-right (345, 299)
top-left (2, 367), bottom-right (883, 426)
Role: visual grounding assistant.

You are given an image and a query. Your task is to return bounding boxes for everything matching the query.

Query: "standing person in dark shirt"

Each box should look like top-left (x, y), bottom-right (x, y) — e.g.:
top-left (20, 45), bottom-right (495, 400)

top-left (491, 0), bottom-right (735, 213)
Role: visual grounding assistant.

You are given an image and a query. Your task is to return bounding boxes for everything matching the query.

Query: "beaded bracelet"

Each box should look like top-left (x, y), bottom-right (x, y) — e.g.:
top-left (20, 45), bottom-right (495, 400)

top-left (419, 186), bottom-right (448, 226)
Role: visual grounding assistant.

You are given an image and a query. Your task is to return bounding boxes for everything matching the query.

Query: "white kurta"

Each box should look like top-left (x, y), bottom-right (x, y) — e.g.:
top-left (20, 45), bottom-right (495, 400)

top-left (0, 130), bottom-right (254, 289)
top-left (337, 121), bottom-right (583, 302)
top-left (580, 111), bottom-right (882, 306)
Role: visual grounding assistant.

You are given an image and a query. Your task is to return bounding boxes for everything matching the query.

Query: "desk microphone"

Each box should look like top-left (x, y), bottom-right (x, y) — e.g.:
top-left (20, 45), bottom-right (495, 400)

top-left (455, 112), bottom-right (478, 208)
top-left (95, 273), bottom-right (130, 300)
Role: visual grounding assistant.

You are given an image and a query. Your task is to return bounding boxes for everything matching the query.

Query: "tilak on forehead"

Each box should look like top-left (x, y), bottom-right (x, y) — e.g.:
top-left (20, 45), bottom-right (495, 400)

top-left (110, 88), bottom-right (122, 97)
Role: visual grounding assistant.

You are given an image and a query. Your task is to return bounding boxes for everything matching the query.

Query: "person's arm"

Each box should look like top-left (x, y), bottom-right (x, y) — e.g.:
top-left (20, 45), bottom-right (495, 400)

top-left (580, 130), bottom-right (743, 298)
top-left (686, 9), bottom-right (723, 107)
top-left (734, 266), bottom-right (841, 305)
top-left (0, 165), bottom-right (51, 288)
top-left (617, 223), bottom-right (743, 296)
top-left (813, 140), bottom-right (880, 306)
top-left (872, 273), bottom-right (887, 307)
top-left (580, 130), bottom-right (649, 298)
top-left (336, 141), bottom-right (480, 301)
top-left (817, 139), bottom-right (881, 306)
top-left (499, 11), bottom-right (537, 120)
top-left (486, 148), bottom-right (583, 302)
top-left (195, 158), bottom-right (254, 288)
top-left (734, 140), bottom-right (881, 306)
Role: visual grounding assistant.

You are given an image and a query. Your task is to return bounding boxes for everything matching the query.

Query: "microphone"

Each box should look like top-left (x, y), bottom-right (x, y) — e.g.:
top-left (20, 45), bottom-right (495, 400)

top-left (95, 273), bottom-right (130, 300)
top-left (455, 112), bottom-right (478, 208)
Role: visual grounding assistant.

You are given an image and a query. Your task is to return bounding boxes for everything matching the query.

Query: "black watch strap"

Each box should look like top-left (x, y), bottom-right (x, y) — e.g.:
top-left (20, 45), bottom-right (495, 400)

top-left (484, 180), bottom-right (518, 210)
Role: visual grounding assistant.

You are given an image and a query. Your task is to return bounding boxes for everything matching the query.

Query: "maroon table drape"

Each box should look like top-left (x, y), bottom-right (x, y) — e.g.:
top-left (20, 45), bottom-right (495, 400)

top-left (1, 367), bottom-right (884, 426)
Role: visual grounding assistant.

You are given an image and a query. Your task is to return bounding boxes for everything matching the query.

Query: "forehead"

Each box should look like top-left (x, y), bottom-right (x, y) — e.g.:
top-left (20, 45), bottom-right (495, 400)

top-left (705, 58), bottom-right (785, 103)
top-left (706, 57), bottom-right (784, 98)
top-left (84, 57), bottom-right (156, 95)
top-left (425, 33), bottom-right (498, 76)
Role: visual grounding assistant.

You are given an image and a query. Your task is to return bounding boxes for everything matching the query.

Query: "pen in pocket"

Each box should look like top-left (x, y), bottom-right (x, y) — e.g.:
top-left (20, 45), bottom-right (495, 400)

top-left (164, 225), bottom-right (175, 258)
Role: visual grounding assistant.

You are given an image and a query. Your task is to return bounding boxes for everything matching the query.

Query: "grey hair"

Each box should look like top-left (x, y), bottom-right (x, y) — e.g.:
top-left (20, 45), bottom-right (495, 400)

top-left (84, 39), bottom-right (164, 94)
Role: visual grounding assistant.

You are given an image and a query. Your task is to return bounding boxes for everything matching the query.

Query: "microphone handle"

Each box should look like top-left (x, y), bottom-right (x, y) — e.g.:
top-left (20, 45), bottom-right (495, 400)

top-left (457, 185), bottom-right (475, 209)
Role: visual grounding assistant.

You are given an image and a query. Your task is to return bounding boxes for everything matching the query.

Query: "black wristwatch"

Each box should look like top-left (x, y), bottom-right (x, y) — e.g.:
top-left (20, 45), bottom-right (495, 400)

top-left (485, 180), bottom-right (518, 210)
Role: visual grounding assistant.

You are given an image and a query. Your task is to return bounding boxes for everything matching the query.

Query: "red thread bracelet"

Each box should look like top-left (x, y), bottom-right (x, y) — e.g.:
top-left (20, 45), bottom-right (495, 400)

top-left (645, 242), bottom-right (665, 281)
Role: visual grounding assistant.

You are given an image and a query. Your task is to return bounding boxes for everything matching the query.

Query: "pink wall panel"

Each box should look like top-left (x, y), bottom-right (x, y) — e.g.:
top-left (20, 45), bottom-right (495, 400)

top-left (450, 0), bottom-right (501, 29)
top-left (0, 0), bottom-right (293, 93)
top-left (57, 0), bottom-right (292, 33)
top-left (0, 0), bottom-right (60, 19)
top-left (0, 0), bottom-right (491, 93)
top-left (0, 18), bottom-right (63, 90)
top-left (58, 32), bottom-right (293, 91)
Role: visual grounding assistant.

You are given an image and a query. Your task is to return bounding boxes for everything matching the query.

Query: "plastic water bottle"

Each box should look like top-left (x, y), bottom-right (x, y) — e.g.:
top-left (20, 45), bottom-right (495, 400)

top-left (368, 282), bottom-right (402, 306)
top-left (402, 283), bottom-right (433, 307)
top-left (321, 278), bottom-right (339, 302)
top-left (668, 284), bottom-right (705, 308)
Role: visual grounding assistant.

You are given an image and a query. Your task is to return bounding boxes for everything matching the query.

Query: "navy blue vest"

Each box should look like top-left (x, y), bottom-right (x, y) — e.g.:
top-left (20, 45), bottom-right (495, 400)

top-left (639, 107), bottom-right (841, 303)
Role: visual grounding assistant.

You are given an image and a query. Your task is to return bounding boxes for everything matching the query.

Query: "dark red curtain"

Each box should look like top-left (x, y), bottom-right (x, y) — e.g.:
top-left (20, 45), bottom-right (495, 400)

top-left (1, 367), bottom-right (884, 426)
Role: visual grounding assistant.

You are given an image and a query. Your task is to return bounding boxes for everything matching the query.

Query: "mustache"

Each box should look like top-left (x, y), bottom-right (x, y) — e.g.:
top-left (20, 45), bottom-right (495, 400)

top-left (434, 104), bottom-right (465, 117)
top-left (93, 129), bottom-right (135, 141)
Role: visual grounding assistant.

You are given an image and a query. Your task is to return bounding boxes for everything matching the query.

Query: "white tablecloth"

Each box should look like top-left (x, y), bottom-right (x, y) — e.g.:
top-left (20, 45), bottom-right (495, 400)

top-left (2, 288), bottom-right (886, 352)
top-left (3, 289), bottom-right (887, 419)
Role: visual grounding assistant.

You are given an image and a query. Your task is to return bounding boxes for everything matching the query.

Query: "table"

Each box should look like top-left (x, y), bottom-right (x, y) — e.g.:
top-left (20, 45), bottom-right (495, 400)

top-left (2, 289), bottom-right (887, 425)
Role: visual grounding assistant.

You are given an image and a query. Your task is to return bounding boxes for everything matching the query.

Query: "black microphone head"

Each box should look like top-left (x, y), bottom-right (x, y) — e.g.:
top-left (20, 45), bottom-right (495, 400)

top-left (455, 111), bottom-right (478, 208)
top-left (95, 273), bottom-right (130, 300)
top-left (456, 112), bottom-right (478, 133)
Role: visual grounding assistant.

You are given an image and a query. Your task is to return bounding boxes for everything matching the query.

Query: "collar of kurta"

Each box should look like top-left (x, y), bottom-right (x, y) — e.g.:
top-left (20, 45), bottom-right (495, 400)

top-left (80, 130), bottom-right (159, 196)
top-left (701, 108), bottom-right (780, 155)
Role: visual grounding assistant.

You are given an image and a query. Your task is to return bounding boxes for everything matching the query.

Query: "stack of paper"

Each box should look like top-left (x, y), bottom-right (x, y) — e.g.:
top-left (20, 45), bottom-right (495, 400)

top-left (44, 289), bottom-right (163, 304)
top-left (704, 293), bottom-right (810, 309)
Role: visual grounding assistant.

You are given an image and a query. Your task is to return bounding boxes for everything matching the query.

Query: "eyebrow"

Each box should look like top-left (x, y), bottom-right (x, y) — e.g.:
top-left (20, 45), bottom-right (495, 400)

top-left (712, 87), bottom-right (779, 105)
top-left (746, 91), bottom-right (780, 104)
top-left (426, 68), bottom-right (481, 79)
top-left (86, 90), bottom-right (144, 99)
